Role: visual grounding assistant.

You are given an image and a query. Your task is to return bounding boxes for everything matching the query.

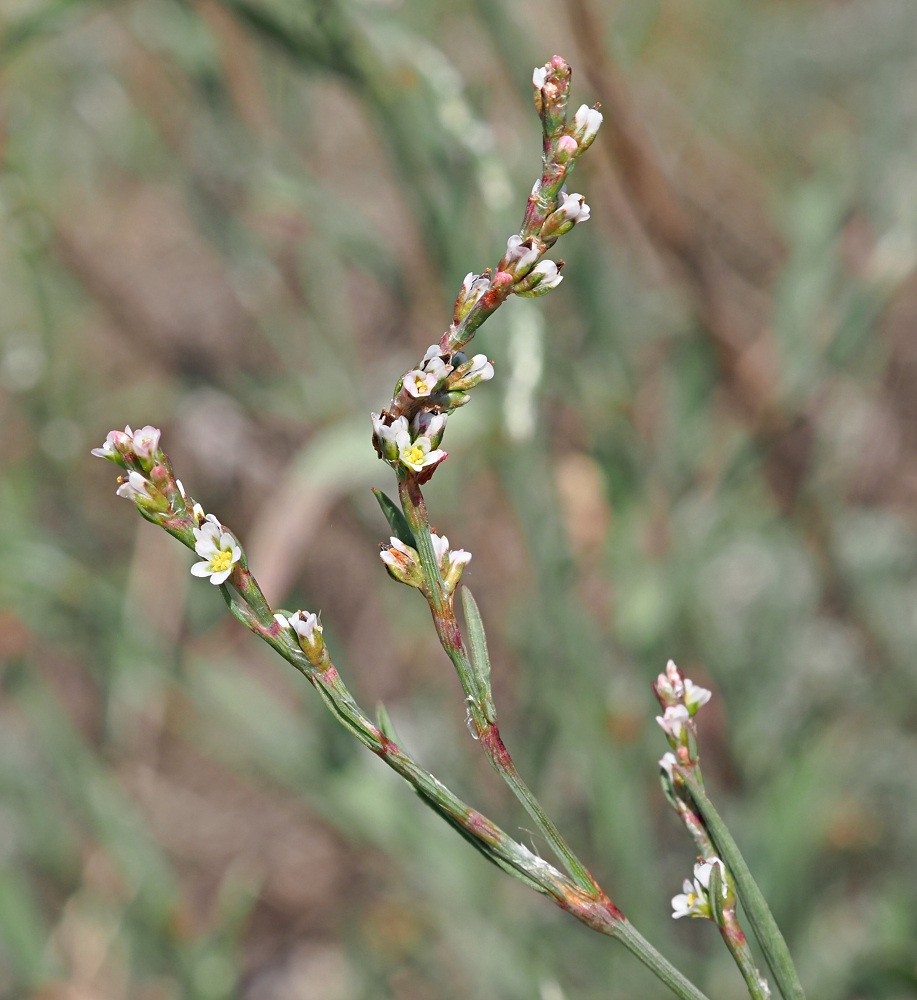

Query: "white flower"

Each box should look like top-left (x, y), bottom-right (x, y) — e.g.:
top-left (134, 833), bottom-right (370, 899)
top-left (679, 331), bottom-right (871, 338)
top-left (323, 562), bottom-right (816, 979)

top-left (190, 520), bottom-right (242, 585)
top-left (373, 413), bottom-right (404, 461)
top-left (530, 260), bottom-right (563, 290)
top-left (503, 235), bottom-right (540, 278)
top-left (116, 470), bottom-right (153, 501)
top-left (380, 537), bottom-right (424, 588)
top-left (466, 354), bottom-right (495, 380)
top-left (558, 191), bottom-right (591, 225)
top-left (131, 425), bottom-right (161, 463)
top-left (454, 273), bottom-right (491, 321)
top-left (431, 532), bottom-right (472, 592)
top-left (532, 66), bottom-right (548, 90)
top-left (684, 678), bottom-right (712, 715)
top-left (656, 704), bottom-right (690, 742)
top-left (92, 425), bottom-right (133, 462)
top-left (572, 104), bottom-right (603, 147)
top-left (671, 878), bottom-right (709, 920)
top-left (671, 859), bottom-right (725, 920)
top-left (694, 858), bottom-right (727, 897)
top-left (422, 344), bottom-right (444, 365)
top-left (403, 369), bottom-right (442, 398)
top-left (392, 420), bottom-right (446, 473)
top-left (659, 752), bottom-right (678, 782)
top-left (287, 609), bottom-right (322, 643)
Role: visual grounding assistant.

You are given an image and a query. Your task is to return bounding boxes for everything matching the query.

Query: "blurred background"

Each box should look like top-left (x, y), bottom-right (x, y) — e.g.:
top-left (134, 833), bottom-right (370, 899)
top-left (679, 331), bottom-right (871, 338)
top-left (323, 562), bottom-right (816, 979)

top-left (1, 0), bottom-right (917, 997)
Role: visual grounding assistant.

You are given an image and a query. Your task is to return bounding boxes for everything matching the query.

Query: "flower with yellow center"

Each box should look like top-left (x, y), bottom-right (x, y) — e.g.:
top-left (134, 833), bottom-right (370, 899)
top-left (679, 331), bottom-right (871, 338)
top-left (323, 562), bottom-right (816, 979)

top-left (190, 518), bottom-right (242, 586)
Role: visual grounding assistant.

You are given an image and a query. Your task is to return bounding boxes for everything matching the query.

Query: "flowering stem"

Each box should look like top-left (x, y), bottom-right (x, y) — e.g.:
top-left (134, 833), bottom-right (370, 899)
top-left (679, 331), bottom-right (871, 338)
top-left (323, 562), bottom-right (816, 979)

top-left (684, 775), bottom-right (805, 1000)
top-left (398, 474), bottom-right (598, 894)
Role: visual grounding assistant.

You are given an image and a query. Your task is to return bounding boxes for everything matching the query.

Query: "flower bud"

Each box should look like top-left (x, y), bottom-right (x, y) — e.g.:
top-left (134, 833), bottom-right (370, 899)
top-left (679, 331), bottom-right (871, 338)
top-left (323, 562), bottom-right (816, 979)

top-left (286, 609), bottom-right (324, 664)
top-left (380, 538), bottom-right (425, 589)
top-left (571, 104), bottom-right (603, 152)
top-left (555, 135), bottom-right (578, 162)
top-left (430, 533), bottom-right (472, 594)
top-left (115, 470), bottom-right (169, 513)
top-left (412, 410), bottom-right (448, 449)
top-left (654, 659), bottom-right (684, 707)
top-left (500, 235), bottom-right (540, 280)
top-left (454, 272), bottom-right (491, 324)
top-left (541, 191), bottom-right (590, 239)
top-left (447, 354), bottom-right (494, 391)
top-left (514, 259), bottom-right (563, 297)
top-left (372, 413), bottom-right (401, 462)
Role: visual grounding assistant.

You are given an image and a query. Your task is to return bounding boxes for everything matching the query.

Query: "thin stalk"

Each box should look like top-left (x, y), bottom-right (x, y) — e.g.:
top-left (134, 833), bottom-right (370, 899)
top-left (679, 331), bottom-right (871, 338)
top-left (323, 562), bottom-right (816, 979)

top-left (613, 921), bottom-right (712, 1000)
top-left (398, 473), bottom-right (597, 893)
top-left (685, 776), bottom-right (805, 1000)
top-left (719, 912), bottom-right (772, 1000)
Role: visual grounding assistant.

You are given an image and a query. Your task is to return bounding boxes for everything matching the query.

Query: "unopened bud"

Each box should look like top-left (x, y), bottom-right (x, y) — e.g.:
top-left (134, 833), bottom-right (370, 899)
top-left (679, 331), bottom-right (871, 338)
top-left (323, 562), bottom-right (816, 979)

top-left (541, 191), bottom-right (590, 239)
top-left (556, 135), bottom-right (578, 162)
top-left (454, 272), bottom-right (491, 324)
top-left (380, 537), bottom-right (425, 589)
top-left (448, 354), bottom-right (494, 391)
top-left (500, 235), bottom-right (540, 280)
top-left (514, 259), bottom-right (563, 297)
top-left (571, 104), bottom-right (603, 152)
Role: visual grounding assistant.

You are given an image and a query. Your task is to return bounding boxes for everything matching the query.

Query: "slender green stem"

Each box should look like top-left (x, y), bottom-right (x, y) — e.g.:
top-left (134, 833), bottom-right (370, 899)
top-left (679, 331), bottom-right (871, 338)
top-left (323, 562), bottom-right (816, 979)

top-left (685, 776), bottom-right (805, 1000)
top-left (613, 921), bottom-right (712, 1000)
top-left (398, 474), bottom-right (597, 893)
top-left (719, 912), bottom-right (772, 1000)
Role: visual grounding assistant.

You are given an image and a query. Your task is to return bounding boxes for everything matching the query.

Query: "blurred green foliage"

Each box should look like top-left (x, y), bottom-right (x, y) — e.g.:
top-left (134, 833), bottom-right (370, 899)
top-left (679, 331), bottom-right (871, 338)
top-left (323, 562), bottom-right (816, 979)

top-left (1, 0), bottom-right (916, 997)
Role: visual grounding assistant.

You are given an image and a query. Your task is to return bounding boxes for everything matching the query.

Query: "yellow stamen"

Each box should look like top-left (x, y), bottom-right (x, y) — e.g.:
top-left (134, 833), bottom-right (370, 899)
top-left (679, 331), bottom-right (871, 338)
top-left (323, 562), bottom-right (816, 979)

top-left (209, 550), bottom-right (234, 574)
top-left (404, 445), bottom-right (426, 466)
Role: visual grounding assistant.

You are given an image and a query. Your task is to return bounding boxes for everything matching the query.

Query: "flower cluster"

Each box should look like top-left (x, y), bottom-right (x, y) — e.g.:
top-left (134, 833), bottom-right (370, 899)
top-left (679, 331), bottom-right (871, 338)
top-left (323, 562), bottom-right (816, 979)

top-left (380, 532), bottom-right (471, 595)
top-left (92, 423), bottom-right (162, 471)
top-left (671, 858), bottom-right (728, 920)
top-left (654, 660), bottom-right (711, 755)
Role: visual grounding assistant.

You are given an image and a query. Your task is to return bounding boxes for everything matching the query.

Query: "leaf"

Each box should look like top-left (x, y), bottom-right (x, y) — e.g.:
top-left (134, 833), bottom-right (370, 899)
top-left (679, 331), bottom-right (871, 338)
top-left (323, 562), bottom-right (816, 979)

top-left (372, 488), bottom-right (416, 548)
top-left (460, 586), bottom-right (496, 723)
top-left (375, 701), bottom-right (400, 743)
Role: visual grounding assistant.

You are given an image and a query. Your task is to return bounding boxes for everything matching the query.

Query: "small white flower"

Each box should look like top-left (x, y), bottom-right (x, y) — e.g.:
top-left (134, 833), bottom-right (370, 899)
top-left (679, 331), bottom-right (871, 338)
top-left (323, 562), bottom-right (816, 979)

top-left (431, 532), bottom-right (450, 566)
top-left (287, 609), bottom-right (322, 643)
top-left (131, 425), bottom-right (161, 463)
top-left (694, 858), bottom-right (727, 897)
top-left (455, 273), bottom-right (491, 320)
top-left (558, 191), bottom-right (591, 225)
top-left (656, 704), bottom-right (690, 742)
top-left (671, 878), bottom-right (709, 920)
top-left (659, 752), bottom-right (678, 782)
top-left (530, 260), bottom-right (563, 290)
top-left (92, 425), bottom-right (133, 462)
top-left (503, 235), bottom-right (540, 277)
top-left (466, 354), bottom-right (495, 380)
top-left (403, 369), bottom-right (442, 398)
top-left (116, 470), bottom-right (153, 501)
top-left (572, 104), bottom-right (603, 147)
top-left (532, 66), bottom-right (548, 90)
top-left (373, 413), bottom-right (405, 461)
top-left (190, 520), bottom-right (242, 585)
top-left (422, 344), bottom-right (444, 365)
top-left (684, 678), bottom-right (712, 715)
top-left (392, 420), bottom-right (446, 473)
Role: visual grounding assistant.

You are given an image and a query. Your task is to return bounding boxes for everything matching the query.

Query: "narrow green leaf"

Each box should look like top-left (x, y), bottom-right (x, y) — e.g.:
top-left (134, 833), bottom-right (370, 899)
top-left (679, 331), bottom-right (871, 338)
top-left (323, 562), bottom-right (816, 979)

top-left (687, 778), bottom-right (806, 1000)
top-left (372, 488), bottom-right (416, 548)
top-left (460, 586), bottom-right (496, 723)
top-left (375, 701), bottom-right (399, 743)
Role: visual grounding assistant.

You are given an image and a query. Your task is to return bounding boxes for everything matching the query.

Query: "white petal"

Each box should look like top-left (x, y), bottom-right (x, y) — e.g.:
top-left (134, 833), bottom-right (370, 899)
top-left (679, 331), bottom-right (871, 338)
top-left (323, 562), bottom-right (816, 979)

top-left (211, 568), bottom-right (232, 585)
top-left (190, 561), bottom-right (214, 577)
